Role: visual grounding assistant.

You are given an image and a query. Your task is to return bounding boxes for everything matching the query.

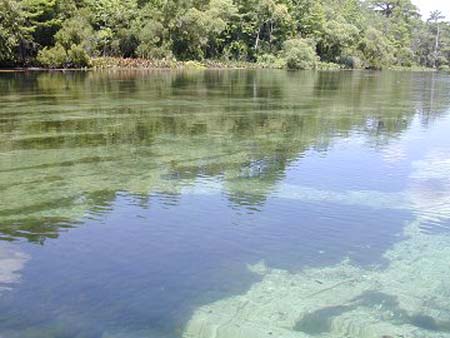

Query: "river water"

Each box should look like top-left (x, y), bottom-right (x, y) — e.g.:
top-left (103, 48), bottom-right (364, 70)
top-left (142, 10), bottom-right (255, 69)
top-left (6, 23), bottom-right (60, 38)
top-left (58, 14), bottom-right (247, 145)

top-left (1, 70), bottom-right (450, 338)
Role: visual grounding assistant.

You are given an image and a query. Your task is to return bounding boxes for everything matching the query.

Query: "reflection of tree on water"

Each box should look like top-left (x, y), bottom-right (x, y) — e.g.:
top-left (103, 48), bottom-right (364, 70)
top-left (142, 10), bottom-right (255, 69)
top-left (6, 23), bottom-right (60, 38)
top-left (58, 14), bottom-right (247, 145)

top-left (1, 70), bottom-right (450, 243)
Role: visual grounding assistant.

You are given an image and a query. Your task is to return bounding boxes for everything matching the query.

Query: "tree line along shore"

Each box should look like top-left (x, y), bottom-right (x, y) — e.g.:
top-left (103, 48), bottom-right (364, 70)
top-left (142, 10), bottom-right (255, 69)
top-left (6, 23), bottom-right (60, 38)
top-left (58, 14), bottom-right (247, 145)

top-left (1, 0), bottom-right (450, 71)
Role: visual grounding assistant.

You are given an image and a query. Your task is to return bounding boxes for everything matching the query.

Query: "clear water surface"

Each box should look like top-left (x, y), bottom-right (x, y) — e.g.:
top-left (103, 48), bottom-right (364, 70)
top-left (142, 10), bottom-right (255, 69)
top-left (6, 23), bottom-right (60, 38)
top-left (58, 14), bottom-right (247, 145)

top-left (0, 70), bottom-right (450, 338)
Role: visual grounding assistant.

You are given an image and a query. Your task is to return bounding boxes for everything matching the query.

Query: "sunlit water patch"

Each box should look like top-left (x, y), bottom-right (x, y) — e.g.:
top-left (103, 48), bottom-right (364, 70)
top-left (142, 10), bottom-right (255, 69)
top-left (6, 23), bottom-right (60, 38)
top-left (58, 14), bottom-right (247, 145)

top-left (1, 70), bottom-right (450, 337)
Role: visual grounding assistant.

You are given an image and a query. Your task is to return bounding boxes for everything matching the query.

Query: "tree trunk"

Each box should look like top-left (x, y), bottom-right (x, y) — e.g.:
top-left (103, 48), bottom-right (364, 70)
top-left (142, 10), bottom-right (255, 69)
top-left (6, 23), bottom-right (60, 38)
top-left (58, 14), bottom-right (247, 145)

top-left (269, 21), bottom-right (273, 51)
top-left (255, 27), bottom-right (260, 51)
top-left (434, 24), bottom-right (440, 68)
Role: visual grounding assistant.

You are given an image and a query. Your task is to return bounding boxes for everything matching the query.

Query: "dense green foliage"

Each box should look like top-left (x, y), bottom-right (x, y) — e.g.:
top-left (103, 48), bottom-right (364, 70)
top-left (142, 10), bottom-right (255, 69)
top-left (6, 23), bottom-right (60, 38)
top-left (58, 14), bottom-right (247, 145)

top-left (1, 0), bottom-right (450, 69)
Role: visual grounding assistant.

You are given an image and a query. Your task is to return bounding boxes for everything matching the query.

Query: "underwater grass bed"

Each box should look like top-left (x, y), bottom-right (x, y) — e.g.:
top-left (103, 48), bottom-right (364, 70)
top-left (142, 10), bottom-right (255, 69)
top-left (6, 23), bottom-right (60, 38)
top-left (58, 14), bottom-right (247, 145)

top-left (183, 153), bottom-right (450, 338)
top-left (183, 221), bottom-right (450, 338)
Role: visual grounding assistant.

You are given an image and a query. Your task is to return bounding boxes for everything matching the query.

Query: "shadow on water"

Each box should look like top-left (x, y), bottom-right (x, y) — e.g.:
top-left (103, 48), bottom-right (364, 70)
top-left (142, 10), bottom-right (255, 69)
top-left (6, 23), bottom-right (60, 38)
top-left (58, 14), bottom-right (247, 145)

top-left (1, 70), bottom-right (450, 337)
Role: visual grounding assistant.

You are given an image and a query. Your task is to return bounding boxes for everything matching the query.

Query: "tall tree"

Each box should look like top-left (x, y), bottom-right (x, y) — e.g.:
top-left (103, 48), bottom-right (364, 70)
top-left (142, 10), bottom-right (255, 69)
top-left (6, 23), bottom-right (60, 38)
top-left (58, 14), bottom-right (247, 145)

top-left (428, 10), bottom-right (445, 68)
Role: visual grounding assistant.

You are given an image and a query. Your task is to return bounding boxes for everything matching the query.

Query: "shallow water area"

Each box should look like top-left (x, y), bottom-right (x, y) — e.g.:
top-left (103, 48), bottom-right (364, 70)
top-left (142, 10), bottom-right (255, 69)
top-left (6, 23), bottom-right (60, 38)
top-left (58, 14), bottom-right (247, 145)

top-left (1, 70), bottom-right (450, 338)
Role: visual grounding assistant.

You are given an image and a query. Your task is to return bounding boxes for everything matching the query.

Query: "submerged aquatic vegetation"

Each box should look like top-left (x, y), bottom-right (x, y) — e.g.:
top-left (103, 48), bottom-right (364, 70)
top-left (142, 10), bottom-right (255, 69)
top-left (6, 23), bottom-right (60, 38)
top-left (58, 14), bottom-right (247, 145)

top-left (183, 222), bottom-right (450, 338)
top-left (183, 154), bottom-right (450, 338)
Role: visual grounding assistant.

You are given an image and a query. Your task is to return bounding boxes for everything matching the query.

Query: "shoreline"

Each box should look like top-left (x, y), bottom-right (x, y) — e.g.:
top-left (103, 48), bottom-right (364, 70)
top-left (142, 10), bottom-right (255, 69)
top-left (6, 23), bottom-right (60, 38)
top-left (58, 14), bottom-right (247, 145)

top-left (0, 57), bottom-right (441, 73)
top-left (0, 67), bottom-right (439, 73)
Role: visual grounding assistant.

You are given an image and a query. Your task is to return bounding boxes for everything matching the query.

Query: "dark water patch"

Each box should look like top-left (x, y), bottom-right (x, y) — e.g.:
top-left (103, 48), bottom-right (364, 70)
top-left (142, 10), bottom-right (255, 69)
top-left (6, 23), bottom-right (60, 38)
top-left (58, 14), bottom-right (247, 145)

top-left (0, 190), bottom-right (117, 243)
top-left (9, 132), bottom-right (155, 150)
top-left (0, 217), bottom-right (71, 244)
top-left (294, 305), bottom-right (348, 334)
top-left (295, 291), bottom-right (450, 335)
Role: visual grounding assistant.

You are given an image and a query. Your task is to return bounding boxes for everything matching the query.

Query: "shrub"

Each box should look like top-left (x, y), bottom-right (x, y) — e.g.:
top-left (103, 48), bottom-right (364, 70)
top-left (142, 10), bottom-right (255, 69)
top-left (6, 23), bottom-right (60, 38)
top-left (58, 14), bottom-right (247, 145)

top-left (55, 16), bottom-right (94, 53)
top-left (37, 45), bottom-right (67, 68)
top-left (338, 54), bottom-right (363, 69)
top-left (317, 62), bottom-right (342, 70)
top-left (282, 39), bottom-right (318, 70)
top-left (395, 47), bottom-right (415, 67)
top-left (37, 44), bottom-right (90, 68)
top-left (137, 44), bottom-right (173, 60)
top-left (256, 53), bottom-right (285, 68)
top-left (67, 44), bottom-right (91, 67)
top-left (184, 60), bottom-right (206, 69)
top-left (136, 20), bottom-right (172, 59)
top-left (223, 41), bottom-right (249, 61)
top-left (439, 65), bottom-right (450, 73)
top-left (359, 27), bottom-right (395, 69)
